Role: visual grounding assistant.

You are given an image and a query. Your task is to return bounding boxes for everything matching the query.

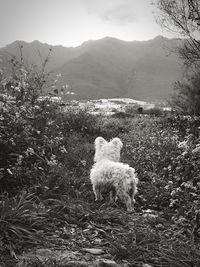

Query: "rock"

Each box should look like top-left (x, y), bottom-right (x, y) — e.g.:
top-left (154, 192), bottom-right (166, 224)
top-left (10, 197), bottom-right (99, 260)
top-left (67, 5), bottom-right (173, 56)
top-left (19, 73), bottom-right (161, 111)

top-left (82, 248), bottom-right (105, 255)
top-left (142, 209), bottom-right (159, 220)
top-left (32, 248), bottom-right (54, 258)
top-left (98, 259), bottom-right (121, 266)
top-left (17, 249), bottom-right (82, 267)
top-left (63, 261), bottom-right (90, 267)
top-left (17, 248), bottom-right (123, 267)
top-left (143, 213), bottom-right (158, 219)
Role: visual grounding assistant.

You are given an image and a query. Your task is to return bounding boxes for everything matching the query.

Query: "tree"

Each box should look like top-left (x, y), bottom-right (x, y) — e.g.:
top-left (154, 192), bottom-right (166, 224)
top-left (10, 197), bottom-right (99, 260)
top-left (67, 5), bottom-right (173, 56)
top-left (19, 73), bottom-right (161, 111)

top-left (170, 70), bottom-right (200, 114)
top-left (154, 0), bottom-right (200, 67)
top-left (154, 0), bottom-right (200, 114)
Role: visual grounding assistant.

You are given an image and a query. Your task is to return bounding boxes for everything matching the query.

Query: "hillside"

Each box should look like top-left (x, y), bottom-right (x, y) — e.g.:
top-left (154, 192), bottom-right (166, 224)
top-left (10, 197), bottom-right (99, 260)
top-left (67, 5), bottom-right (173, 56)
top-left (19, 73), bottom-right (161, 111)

top-left (0, 36), bottom-right (184, 102)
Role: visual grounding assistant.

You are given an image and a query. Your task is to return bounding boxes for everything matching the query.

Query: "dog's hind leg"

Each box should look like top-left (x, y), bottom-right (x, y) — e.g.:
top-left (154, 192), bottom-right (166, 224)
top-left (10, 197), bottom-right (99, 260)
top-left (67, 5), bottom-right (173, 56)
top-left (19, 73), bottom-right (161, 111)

top-left (129, 182), bottom-right (136, 206)
top-left (93, 184), bottom-right (103, 201)
top-left (109, 186), bottom-right (116, 204)
top-left (123, 193), bottom-right (133, 212)
top-left (116, 186), bottom-right (133, 212)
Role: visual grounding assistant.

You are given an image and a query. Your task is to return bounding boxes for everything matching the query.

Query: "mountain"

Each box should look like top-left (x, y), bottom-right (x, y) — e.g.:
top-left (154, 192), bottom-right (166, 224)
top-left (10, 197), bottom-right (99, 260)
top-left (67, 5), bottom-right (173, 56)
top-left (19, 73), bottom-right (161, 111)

top-left (0, 36), bottom-right (184, 102)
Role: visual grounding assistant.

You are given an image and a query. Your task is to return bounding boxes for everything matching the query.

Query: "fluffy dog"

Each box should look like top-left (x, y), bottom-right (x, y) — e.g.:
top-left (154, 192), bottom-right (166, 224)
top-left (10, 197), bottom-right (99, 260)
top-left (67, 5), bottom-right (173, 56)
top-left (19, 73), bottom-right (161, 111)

top-left (90, 137), bottom-right (138, 212)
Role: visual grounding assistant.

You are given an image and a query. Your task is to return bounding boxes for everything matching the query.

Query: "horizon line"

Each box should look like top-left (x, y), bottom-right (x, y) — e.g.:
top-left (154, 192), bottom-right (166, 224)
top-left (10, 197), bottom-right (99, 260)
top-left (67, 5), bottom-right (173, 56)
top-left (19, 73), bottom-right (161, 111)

top-left (0, 35), bottom-right (183, 49)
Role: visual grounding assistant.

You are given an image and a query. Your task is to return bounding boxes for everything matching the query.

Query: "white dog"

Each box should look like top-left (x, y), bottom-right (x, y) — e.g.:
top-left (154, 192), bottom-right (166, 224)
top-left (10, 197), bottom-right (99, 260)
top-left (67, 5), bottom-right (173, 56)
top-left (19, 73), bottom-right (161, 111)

top-left (90, 137), bottom-right (138, 212)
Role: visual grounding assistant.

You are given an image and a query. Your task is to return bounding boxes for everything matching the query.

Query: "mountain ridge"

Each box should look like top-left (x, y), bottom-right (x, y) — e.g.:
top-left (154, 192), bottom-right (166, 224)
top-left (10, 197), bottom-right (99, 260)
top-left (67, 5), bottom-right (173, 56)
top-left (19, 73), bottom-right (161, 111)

top-left (0, 36), bottom-right (184, 102)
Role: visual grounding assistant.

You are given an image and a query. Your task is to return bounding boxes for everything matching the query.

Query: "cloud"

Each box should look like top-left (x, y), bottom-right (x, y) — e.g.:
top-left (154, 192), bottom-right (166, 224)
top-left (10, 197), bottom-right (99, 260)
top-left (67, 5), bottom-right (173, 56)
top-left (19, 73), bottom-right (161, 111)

top-left (84, 0), bottom-right (151, 25)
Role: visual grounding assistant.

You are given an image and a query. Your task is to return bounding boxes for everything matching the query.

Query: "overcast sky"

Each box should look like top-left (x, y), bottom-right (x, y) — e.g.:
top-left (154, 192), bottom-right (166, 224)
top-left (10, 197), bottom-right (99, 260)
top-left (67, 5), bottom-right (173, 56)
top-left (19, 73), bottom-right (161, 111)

top-left (0, 0), bottom-right (177, 48)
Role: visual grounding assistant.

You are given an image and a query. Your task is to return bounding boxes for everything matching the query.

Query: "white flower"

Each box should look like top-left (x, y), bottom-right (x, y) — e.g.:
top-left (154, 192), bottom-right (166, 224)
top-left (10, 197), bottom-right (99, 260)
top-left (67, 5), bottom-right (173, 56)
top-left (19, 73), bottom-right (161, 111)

top-left (81, 160), bottom-right (86, 166)
top-left (47, 155), bottom-right (58, 166)
top-left (17, 155), bottom-right (23, 165)
top-left (26, 148), bottom-right (35, 156)
top-left (60, 146), bottom-right (67, 153)
top-left (181, 181), bottom-right (196, 190)
top-left (169, 199), bottom-right (178, 207)
top-left (170, 190), bottom-right (176, 197)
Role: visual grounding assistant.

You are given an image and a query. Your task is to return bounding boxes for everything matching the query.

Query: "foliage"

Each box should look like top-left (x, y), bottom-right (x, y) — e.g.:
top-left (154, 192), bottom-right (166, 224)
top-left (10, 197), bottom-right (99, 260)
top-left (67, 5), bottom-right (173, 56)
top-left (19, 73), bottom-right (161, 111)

top-left (154, 0), bottom-right (200, 114)
top-left (170, 70), bottom-right (200, 115)
top-left (154, 0), bottom-right (200, 67)
top-left (0, 50), bottom-right (99, 194)
top-left (120, 116), bottom-right (200, 218)
top-left (0, 191), bottom-right (47, 257)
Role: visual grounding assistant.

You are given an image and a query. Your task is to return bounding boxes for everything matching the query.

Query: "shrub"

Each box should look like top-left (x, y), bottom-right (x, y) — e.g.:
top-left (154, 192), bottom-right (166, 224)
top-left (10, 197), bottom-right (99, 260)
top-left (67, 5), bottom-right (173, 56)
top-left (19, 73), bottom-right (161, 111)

top-left (145, 107), bottom-right (163, 116)
top-left (0, 47), bottom-right (100, 194)
top-left (171, 70), bottom-right (200, 115)
top-left (0, 191), bottom-right (47, 256)
top-left (124, 105), bottom-right (138, 116)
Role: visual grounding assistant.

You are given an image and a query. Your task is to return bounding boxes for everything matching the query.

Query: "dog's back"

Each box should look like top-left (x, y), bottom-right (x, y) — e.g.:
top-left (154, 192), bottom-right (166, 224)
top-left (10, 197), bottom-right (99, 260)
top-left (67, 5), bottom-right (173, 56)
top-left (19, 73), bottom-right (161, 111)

top-left (90, 137), bottom-right (138, 211)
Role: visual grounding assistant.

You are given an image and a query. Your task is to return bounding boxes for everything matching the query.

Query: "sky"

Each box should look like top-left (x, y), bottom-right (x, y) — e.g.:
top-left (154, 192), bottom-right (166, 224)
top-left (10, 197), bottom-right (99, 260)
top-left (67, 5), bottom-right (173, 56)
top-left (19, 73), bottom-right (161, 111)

top-left (0, 0), bottom-right (177, 48)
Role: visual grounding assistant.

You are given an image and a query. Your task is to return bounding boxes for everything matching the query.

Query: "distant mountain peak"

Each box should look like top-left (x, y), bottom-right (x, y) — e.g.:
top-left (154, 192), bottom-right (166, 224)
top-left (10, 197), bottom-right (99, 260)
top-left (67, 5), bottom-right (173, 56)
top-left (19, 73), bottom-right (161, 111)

top-left (153, 35), bottom-right (167, 40)
top-left (30, 40), bottom-right (43, 45)
top-left (102, 36), bottom-right (119, 41)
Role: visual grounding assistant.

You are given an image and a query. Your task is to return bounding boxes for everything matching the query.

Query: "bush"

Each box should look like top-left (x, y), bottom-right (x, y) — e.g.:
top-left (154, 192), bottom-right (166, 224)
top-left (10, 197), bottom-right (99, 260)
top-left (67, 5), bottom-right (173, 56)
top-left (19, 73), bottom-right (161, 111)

top-left (0, 191), bottom-right (47, 256)
top-left (171, 70), bottom-right (200, 115)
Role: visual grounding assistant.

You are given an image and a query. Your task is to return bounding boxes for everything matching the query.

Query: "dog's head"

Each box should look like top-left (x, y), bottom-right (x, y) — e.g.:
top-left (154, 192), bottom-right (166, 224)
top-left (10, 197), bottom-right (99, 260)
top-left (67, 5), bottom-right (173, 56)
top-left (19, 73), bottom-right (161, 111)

top-left (94, 137), bottom-right (123, 162)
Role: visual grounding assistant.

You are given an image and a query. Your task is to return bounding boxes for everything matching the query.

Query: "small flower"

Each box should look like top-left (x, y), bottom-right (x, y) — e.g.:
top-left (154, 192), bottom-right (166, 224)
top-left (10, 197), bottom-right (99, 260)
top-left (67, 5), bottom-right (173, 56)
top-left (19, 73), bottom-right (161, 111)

top-left (81, 160), bottom-right (86, 166)
top-left (47, 155), bottom-right (58, 166)
top-left (169, 199), bottom-right (178, 207)
top-left (26, 148), bottom-right (35, 156)
top-left (17, 155), bottom-right (23, 165)
top-left (60, 146), bottom-right (67, 153)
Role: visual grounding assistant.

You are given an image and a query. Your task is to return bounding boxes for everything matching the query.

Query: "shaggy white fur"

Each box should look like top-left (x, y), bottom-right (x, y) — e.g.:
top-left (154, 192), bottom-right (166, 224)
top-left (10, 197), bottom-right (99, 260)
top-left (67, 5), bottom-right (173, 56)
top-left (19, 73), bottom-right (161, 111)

top-left (90, 137), bottom-right (138, 212)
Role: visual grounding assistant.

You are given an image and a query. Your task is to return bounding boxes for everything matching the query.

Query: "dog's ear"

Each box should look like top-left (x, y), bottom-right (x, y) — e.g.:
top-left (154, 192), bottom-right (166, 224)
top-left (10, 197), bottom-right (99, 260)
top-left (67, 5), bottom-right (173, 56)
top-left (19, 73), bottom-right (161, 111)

top-left (110, 137), bottom-right (123, 150)
top-left (94, 137), bottom-right (107, 151)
